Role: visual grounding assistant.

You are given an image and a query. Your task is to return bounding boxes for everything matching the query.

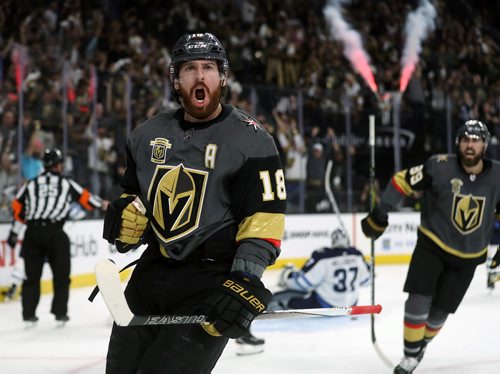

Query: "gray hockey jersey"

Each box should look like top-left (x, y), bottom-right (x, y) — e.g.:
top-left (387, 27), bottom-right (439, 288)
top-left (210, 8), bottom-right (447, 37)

top-left (379, 154), bottom-right (500, 260)
top-left (120, 104), bottom-right (286, 267)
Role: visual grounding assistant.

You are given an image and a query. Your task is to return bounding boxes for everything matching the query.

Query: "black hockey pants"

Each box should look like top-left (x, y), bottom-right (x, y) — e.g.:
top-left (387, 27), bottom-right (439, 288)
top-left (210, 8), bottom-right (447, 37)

top-left (106, 251), bottom-right (232, 374)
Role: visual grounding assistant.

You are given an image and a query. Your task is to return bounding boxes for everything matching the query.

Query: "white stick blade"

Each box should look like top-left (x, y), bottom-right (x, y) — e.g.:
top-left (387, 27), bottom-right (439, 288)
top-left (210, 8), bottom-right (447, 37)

top-left (95, 259), bottom-right (134, 326)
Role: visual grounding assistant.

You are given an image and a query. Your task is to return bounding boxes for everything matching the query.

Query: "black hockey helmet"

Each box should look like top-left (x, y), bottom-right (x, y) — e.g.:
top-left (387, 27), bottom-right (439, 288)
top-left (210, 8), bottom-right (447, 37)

top-left (43, 148), bottom-right (63, 169)
top-left (455, 120), bottom-right (491, 148)
top-left (169, 33), bottom-right (228, 101)
top-left (331, 227), bottom-right (350, 248)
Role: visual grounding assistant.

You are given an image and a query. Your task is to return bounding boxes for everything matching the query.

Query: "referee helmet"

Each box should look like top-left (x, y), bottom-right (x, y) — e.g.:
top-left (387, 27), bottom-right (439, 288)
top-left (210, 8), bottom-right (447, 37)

top-left (43, 148), bottom-right (64, 169)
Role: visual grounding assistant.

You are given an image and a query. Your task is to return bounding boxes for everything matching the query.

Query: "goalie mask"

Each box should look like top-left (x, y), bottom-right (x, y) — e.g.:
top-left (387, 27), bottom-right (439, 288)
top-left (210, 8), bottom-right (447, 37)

top-left (169, 33), bottom-right (228, 103)
top-left (331, 227), bottom-right (350, 248)
top-left (455, 120), bottom-right (491, 152)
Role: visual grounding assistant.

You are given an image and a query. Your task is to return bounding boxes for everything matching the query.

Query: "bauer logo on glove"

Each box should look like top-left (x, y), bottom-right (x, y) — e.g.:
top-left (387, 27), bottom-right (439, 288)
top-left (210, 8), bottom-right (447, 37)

top-left (222, 279), bottom-right (266, 312)
top-left (201, 272), bottom-right (272, 339)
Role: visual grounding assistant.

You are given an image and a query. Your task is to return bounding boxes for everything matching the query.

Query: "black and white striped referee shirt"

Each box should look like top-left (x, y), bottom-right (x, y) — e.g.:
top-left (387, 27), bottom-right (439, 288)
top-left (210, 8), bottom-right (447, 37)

top-left (11, 171), bottom-right (103, 224)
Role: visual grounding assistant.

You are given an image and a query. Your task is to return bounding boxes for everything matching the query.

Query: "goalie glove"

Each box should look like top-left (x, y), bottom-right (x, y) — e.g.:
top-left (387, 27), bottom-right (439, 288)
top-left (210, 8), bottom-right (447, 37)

top-left (361, 206), bottom-right (388, 240)
top-left (490, 247), bottom-right (500, 270)
top-left (277, 263), bottom-right (297, 288)
top-left (103, 194), bottom-right (149, 252)
top-left (201, 272), bottom-right (272, 339)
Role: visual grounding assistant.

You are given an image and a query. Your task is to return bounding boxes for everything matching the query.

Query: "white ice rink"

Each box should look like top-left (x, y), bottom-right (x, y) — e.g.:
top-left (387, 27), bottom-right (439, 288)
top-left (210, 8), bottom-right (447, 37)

top-left (0, 264), bottom-right (499, 373)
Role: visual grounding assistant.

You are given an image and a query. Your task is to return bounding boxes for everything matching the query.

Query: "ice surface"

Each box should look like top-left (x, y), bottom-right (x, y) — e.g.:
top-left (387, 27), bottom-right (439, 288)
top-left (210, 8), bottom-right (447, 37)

top-left (0, 264), bottom-right (498, 373)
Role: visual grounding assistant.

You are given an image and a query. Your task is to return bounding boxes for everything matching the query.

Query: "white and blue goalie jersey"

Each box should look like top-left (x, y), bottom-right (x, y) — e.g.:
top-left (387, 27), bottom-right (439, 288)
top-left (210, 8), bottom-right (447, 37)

top-left (285, 246), bottom-right (370, 307)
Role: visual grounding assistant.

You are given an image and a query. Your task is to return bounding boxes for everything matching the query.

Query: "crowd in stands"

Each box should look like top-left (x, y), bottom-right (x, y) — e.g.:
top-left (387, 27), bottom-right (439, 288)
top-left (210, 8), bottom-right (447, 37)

top-left (0, 0), bottom-right (499, 219)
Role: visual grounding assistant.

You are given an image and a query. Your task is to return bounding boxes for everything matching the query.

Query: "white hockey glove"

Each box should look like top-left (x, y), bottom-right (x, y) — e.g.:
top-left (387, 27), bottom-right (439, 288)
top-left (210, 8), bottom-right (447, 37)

top-left (277, 263), bottom-right (297, 288)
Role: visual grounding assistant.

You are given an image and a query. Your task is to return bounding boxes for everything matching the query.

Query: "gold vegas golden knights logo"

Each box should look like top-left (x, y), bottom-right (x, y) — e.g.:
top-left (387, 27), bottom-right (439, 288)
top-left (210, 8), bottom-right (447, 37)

top-left (147, 164), bottom-right (208, 243)
top-left (451, 193), bottom-right (485, 234)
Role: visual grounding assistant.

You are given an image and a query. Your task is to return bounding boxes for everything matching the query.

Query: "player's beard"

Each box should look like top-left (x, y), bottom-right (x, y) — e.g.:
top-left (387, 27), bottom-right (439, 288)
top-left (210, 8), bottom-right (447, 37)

top-left (179, 83), bottom-right (222, 121)
top-left (460, 148), bottom-right (483, 167)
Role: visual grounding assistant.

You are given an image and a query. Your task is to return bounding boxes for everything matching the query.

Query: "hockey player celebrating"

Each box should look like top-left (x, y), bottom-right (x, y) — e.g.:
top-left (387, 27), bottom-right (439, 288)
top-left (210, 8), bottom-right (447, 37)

top-left (102, 33), bottom-right (286, 373)
top-left (361, 120), bottom-right (500, 374)
top-left (271, 227), bottom-right (370, 310)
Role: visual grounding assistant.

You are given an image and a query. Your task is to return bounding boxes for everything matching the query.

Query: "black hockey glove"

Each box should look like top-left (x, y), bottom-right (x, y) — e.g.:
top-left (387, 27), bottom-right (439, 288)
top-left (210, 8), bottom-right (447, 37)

top-left (6, 231), bottom-right (17, 249)
top-left (201, 272), bottom-right (272, 339)
top-left (103, 194), bottom-right (149, 253)
top-left (361, 206), bottom-right (388, 240)
top-left (490, 247), bottom-right (500, 269)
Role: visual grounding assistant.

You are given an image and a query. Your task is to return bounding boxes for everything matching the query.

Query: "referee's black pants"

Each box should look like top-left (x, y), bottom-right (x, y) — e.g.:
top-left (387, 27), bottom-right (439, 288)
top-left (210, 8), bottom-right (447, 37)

top-left (21, 225), bottom-right (71, 320)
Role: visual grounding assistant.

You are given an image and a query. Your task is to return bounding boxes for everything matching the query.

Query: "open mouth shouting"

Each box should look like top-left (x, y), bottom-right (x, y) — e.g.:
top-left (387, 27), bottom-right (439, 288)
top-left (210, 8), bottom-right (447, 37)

top-left (465, 149), bottom-right (475, 156)
top-left (178, 77), bottom-right (222, 121)
top-left (193, 86), bottom-right (207, 106)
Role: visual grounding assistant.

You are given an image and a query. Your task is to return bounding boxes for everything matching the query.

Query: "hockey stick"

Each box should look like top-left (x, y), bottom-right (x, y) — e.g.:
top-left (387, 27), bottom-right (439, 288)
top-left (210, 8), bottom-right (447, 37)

top-left (324, 159), bottom-right (346, 231)
top-left (368, 115), bottom-right (393, 368)
top-left (95, 259), bottom-right (382, 327)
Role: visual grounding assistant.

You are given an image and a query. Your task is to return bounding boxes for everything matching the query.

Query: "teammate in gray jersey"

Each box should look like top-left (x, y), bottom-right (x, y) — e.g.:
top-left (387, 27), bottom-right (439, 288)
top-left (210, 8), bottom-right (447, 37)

top-left (102, 33), bottom-right (286, 373)
top-left (361, 120), bottom-right (500, 374)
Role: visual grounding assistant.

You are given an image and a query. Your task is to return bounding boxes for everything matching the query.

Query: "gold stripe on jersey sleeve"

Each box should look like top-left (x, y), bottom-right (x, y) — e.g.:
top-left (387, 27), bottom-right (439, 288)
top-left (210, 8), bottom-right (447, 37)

top-left (393, 170), bottom-right (413, 196)
top-left (236, 212), bottom-right (285, 242)
top-left (418, 226), bottom-right (488, 258)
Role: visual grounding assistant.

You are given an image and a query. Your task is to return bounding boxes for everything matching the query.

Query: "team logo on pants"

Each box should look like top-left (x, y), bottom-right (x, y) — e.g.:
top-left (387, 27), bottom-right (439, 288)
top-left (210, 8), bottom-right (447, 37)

top-left (148, 164), bottom-right (208, 242)
top-left (451, 193), bottom-right (485, 234)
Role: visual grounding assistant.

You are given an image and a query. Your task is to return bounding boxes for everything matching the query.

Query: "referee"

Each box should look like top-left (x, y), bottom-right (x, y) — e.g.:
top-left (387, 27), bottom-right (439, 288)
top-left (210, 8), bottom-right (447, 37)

top-left (6, 148), bottom-right (108, 327)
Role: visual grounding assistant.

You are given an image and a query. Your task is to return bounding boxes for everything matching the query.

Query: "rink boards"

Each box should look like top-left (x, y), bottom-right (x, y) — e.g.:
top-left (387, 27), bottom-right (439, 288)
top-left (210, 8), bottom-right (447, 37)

top-left (0, 212), bottom-right (420, 291)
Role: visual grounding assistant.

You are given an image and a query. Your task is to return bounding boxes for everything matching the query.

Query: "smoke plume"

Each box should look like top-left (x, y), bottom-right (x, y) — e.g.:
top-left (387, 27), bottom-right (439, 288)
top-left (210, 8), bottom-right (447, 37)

top-left (399, 0), bottom-right (437, 92)
top-left (323, 0), bottom-right (378, 94)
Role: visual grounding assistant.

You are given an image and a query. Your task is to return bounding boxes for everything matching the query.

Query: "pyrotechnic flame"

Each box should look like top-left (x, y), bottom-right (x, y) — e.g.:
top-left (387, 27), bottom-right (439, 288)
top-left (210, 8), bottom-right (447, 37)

top-left (323, 1), bottom-right (378, 94)
top-left (399, 0), bottom-right (436, 93)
